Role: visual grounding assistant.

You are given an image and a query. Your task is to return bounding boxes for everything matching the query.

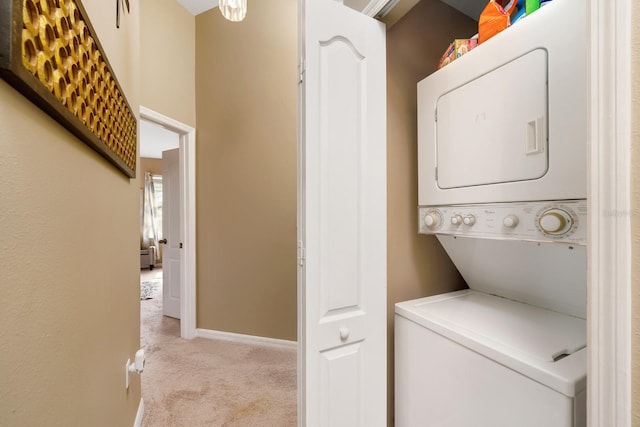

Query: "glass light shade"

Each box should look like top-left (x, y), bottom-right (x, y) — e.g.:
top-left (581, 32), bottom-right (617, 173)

top-left (219, 0), bottom-right (247, 22)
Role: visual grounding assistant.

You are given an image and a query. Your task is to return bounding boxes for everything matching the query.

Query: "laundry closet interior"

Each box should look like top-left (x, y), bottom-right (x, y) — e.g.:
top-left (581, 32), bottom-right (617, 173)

top-left (390, 0), bottom-right (588, 425)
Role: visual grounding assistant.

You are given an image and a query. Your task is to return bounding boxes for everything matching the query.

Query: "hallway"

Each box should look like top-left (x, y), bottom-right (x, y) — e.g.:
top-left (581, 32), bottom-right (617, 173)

top-left (140, 273), bottom-right (297, 426)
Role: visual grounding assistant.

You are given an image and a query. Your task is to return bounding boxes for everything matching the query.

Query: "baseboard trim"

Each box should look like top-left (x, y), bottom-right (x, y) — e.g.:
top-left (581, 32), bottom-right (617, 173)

top-left (133, 398), bottom-right (144, 427)
top-left (196, 328), bottom-right (297, 350)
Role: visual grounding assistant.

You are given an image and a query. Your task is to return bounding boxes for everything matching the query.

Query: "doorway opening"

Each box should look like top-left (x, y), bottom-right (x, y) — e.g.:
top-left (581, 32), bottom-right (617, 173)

top-left (139, 106), bottom-right (197, 339)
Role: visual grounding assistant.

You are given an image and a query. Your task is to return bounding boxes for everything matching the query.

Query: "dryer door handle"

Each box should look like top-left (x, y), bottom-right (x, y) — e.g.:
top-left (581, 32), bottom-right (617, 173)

top-left (526, 117), bottom-right (545, 155)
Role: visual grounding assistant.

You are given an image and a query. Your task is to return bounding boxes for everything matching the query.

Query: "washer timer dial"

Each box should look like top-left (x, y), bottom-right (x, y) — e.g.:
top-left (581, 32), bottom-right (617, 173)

top-left (536, 206), bottom-right (577, 237)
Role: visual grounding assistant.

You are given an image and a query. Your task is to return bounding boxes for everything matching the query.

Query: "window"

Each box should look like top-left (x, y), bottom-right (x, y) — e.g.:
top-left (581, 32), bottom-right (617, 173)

top-left (152, 175), bottom-right (163, 238)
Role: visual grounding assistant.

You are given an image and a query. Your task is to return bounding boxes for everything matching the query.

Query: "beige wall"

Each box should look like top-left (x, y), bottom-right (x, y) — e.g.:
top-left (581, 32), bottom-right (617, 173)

top-left (382, 0), bottom-right (421, 28)
top-left (138, 157), bottom-right (163, 189)
top-left (195, 0), bottom-right (298, 341)
top-left (0, 0), bottom-right (141, 425)
top-left (386, 1), bottom-right (476, 423)
top-left (632, 2), bottom-right (640, 424)
top-left (140, 0), bottom-right (196, 127)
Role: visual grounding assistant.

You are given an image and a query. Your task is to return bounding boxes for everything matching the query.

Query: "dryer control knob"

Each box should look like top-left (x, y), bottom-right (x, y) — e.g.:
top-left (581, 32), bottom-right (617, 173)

top-left (539, 209), bottom-right (571, 234)
top-left (503, 215), bottom-right (519, 228)
top-left (423, 211), bottom-right (442, 229)
top-left (463, 215), bottom-right (476, 226)
top-left (451, 215), bottom-right (463, 226)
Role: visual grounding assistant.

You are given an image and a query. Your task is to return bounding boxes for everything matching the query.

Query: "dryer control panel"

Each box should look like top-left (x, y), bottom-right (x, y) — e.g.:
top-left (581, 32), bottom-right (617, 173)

top-left (418, 200), bottom-right (587, 245)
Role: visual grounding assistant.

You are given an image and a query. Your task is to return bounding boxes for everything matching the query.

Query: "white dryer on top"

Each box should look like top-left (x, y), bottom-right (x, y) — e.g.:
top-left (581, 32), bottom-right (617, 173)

top-left (417, 0), bottom-right (587, 206)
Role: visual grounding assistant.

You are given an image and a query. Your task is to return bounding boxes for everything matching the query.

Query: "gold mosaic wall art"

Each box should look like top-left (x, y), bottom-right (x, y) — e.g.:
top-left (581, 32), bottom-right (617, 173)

top-left (0, 0), bottom-right (137, 178)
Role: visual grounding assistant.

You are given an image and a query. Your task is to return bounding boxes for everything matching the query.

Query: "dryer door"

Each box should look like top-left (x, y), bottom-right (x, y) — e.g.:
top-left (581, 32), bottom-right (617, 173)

top-left (436, 49), bottom-right (548, 189)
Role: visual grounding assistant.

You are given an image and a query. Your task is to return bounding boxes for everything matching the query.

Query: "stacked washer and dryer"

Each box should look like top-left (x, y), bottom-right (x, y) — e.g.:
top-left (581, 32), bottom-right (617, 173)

top-left (395, 0), bottom-right (587, 426)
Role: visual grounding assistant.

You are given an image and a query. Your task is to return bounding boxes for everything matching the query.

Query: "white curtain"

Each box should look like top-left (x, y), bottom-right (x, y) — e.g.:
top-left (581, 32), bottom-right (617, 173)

top-left (141, 172), bottom-right (160, 260)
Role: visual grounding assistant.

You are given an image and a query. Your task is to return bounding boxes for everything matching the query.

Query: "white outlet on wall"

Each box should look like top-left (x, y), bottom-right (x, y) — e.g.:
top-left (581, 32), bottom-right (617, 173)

top-left (125, 349), bottom-right (145, 389)
top-left (125, 358), bottom-right (132, 389)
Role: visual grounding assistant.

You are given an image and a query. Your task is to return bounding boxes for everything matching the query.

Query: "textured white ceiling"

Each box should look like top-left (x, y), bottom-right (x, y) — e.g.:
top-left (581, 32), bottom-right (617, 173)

top-left (174, 0), bottom-right (483, 20)
top-left (140, 120), bottom-right (180, 159)
top-left (177, 0), bottom-right (218, 16)
top-left (175, 0), bottom-right (391, 17)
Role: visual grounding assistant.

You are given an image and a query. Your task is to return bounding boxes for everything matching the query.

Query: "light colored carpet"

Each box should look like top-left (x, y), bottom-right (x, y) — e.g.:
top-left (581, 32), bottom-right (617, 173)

top-left (140, 282), bottom-right (297, 426)
top-left (140, 279), bottom-right (161, 300)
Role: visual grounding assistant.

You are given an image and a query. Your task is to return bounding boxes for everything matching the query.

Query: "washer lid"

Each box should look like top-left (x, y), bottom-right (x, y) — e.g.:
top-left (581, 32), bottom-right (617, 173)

top-left (395, 289), bottom-right (587, 396)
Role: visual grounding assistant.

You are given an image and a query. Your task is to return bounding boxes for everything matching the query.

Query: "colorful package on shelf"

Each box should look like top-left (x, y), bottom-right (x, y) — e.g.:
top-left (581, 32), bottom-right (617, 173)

top-left (478, 0), bottom-right (518, 44)
top-left (512, 0), bottom-right (553, 25)
top-left (437, 39), bottom-right (478, 69)
top-left (525, 0), bottom-right (541, 15)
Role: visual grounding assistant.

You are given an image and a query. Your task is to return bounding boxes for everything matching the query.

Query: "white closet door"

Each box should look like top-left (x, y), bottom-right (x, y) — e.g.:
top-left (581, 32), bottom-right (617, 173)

top-left (298, 0), bottom-right (387, 425)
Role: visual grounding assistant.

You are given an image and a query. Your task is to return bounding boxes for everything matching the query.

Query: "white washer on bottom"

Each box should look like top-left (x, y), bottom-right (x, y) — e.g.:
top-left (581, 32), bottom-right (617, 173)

top-left (395, 289), bottom-right (587, 427)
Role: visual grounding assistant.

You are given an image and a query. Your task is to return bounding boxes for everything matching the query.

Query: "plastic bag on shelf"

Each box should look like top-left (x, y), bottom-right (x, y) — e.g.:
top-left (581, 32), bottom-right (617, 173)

top-left (478, 0), bottom-right (517, 44)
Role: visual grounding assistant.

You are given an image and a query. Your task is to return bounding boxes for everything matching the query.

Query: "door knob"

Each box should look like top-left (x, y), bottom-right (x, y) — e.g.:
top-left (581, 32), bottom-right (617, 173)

top-left (159, 238), bottom-right (167, 244)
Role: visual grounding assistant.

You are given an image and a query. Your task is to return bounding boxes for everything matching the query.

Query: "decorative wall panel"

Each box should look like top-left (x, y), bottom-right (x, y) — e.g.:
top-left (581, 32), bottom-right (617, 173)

top-left (0, 0), bottom-right (137, 178)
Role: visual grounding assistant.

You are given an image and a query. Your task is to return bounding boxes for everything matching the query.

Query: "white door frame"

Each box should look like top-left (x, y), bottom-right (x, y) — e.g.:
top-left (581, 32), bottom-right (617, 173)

top-left (588, 0), bottom-right (633, 426)
top-left (140, 106), bottom-right (197, 339)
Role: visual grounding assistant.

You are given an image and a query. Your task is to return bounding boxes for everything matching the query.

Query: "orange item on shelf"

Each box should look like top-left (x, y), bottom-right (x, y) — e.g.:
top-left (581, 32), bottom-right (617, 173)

top-left (478, 0), bottom-right (517, 44)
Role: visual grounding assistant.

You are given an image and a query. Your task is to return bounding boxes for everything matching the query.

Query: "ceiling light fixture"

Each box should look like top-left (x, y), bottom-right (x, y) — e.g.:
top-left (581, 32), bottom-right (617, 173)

top-left (219, 0), bottom-right (247, 22)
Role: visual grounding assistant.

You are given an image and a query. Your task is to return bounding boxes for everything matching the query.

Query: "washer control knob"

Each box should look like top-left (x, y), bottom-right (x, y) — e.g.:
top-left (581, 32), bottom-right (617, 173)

top-left (451, 215), bottom-right (463, 226)
top-left (539, 209), bottom-right (572, 235)
top-left (423, 212), bottom-right (441, 228)
top-left (503, 215), bottom-right (519, 228)
top-left (463, 215), bottom-right (476, 226)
